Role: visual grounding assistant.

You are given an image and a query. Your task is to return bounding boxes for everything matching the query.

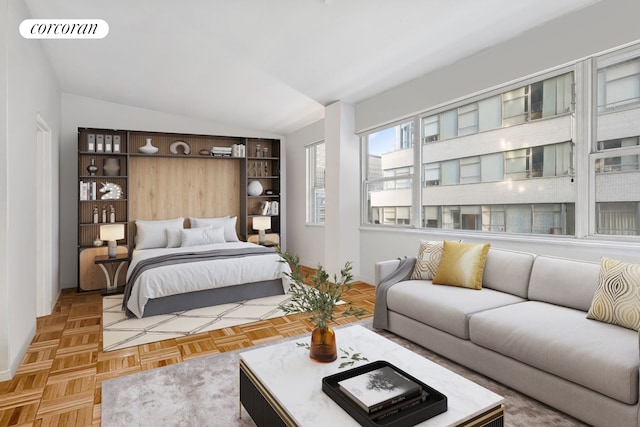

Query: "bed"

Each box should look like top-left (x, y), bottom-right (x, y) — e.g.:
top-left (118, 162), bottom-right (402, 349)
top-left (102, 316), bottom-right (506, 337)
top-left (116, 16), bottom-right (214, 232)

top-left (122, 217), bottom-right (291, 318)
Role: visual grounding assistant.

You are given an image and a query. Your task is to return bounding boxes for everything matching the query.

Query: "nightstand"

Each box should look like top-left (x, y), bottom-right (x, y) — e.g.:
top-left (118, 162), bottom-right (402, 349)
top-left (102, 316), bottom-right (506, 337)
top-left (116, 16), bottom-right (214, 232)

top-left (247, 233), bottom-right (280, 247)
top-left (94, 252), bottom-right (130, 294)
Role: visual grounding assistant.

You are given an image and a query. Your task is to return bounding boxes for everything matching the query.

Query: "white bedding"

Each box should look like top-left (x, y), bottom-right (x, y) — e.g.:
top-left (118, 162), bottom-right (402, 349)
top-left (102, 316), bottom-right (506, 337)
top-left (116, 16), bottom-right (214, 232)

top-left (125, 242), bottom-right (291, 318)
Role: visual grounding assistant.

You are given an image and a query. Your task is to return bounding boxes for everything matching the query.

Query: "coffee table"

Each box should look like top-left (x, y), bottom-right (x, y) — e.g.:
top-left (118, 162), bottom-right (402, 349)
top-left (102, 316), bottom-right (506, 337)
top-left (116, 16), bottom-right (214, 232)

top-left (239, 325), bottom-right (504, 426)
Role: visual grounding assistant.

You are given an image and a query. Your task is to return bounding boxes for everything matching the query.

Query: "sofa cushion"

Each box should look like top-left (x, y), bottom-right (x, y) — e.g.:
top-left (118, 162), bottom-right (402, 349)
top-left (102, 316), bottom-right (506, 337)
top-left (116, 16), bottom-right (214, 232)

top-left (386, 280), bottom-right (525, 339)
top-left (528, 256), bottom-right (601, 311)
top-left (587, 257), bottom-right (640, 331)
top-left (469, 301), bottom-right (639, 404)
top-left (433, 241), bottom-right (490, 290)
top-left (411, 240), bottom-right (446, 280)
top-left (482, 248), bottom-right (535, 298)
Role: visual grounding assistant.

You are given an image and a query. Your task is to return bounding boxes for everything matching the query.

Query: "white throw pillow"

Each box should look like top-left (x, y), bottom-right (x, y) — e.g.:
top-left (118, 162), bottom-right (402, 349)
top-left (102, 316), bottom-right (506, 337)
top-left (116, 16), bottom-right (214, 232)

top-left (135, 217), bottom-right (184, 249)
top-left (180, 226), bottom-right (225, 247)
top-left (189, 216), bottom-right (240, 242)
top-left (165, 228), bottom-right (182, 248)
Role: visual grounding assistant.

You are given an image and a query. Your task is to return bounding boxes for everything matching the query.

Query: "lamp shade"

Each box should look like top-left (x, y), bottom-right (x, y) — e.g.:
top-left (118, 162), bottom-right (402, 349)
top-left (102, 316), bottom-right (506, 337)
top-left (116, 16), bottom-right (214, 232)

top-left (252, 216), bottom-right (271, 231)
top-left (100, 223), bottom-right (125, 241)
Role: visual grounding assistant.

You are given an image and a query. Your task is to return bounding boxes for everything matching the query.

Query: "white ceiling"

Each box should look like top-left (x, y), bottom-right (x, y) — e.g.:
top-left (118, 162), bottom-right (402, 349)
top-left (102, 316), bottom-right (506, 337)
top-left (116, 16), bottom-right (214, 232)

top-left (25, 0), bottom-right (598, 135)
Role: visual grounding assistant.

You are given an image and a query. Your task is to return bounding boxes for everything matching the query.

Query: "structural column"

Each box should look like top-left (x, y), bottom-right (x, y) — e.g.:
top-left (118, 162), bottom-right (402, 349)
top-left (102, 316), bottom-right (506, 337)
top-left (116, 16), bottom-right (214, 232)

top-left (323, 101), bottom-right (360, 277)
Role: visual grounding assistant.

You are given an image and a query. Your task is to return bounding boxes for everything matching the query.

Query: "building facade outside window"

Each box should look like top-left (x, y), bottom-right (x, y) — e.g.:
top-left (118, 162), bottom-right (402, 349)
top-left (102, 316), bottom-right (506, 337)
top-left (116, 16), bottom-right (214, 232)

top-left (361, 43), bottom-right (640, 239)
top-left (306, 141), bottom-right (325, 224)
top-left (363, 121), bottom-right (413, 225)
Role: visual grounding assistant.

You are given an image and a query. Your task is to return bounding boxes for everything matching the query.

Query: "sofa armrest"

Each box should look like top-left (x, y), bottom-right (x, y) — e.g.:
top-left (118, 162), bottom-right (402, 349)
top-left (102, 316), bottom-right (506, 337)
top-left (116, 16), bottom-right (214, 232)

top-left (375, 259), bottom-right (402, 286)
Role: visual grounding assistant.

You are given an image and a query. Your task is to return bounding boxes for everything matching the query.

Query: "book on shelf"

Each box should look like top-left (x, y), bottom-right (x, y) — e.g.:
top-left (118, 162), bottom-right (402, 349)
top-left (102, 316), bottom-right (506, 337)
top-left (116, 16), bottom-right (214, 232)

top-left (79, 181), bottom-right (88, 201)
top-left (338, 365), bottom-right (423, 414)
top-left (370, 390), bottom-right (429, 422)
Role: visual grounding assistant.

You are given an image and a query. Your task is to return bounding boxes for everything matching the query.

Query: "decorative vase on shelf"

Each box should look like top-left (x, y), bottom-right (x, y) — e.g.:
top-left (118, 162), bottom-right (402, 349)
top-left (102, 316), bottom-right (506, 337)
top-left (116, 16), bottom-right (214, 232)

top-left (103, 158), bottom-right (120, 176)
top-left (139, 138), bottom-right (158, 154)
top-left (310, 326), bottom-right (337, 362)
top-left (247, 180), bottom-right (263, 196)
top-left (86, 158), bottom-right (99, 176)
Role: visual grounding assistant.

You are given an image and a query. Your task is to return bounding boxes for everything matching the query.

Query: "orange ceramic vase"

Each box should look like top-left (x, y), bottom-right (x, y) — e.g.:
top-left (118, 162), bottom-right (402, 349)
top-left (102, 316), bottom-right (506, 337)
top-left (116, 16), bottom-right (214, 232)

top-left (309, 326), bottom-right (337, 362)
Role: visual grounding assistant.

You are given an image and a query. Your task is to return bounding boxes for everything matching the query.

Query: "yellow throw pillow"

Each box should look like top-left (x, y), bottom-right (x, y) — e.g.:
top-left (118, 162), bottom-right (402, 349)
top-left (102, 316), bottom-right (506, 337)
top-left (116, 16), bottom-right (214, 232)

top-left (411, 240), bottom-right (446, 280)
top-left (432, 241), bottom-right (490, 290)
top-left (587, 257), bottom-right (640, 331)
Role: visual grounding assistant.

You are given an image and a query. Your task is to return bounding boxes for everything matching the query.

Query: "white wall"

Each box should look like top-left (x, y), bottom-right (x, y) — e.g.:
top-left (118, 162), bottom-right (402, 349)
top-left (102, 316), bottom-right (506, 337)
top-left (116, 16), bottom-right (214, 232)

top-left (356, 0), bottom-right (640, 133)
top-left (284, 119), bottom-right (325, 268)
top-left (282, 0), bottom-right (640, 284)
top-left (0, 0), bottom-right (62, 380)
top-left (59, 94), bottom-right (283, 288)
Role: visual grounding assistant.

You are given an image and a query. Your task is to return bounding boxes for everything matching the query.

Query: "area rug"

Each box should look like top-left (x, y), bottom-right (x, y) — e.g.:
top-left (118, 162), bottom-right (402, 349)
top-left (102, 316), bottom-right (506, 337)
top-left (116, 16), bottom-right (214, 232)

top-left (102, 293), bottom-right (292, 351)
top-left (101, 318), bottom-right (587, 427)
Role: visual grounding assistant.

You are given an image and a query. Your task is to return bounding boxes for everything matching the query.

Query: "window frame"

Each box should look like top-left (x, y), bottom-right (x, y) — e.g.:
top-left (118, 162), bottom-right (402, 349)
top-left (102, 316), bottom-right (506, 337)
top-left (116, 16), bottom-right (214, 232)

top-left (306, 141), bottom-right (326, 225)
top-left (360, 45), bottom-right (640, 241)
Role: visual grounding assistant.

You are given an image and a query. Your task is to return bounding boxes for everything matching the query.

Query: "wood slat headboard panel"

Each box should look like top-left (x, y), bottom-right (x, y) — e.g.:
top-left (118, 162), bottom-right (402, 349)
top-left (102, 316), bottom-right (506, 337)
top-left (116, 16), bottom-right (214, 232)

top-left (129, 156), bottom-right (240, 240)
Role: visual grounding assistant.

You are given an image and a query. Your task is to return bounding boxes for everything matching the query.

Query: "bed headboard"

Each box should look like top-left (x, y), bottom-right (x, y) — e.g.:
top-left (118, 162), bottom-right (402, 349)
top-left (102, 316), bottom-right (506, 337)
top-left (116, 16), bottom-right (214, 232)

top-left (128, 156), bottom-right (240, 242)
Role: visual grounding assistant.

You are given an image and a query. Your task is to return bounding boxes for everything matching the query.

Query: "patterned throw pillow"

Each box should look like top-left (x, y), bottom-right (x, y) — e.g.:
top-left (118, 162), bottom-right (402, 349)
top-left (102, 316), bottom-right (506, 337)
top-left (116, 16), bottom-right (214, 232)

top-left (587, 257), bottom-right (640, 331)
top-left (432, 241), bottom-right (490, 290)
top-left (411, 240), bottom-right (447, 280)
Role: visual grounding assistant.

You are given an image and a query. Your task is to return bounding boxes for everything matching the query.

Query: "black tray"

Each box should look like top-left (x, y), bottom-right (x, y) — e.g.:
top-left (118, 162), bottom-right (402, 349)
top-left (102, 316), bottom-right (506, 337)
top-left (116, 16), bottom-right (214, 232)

top-left (322, 360), bottom-right (447, 426)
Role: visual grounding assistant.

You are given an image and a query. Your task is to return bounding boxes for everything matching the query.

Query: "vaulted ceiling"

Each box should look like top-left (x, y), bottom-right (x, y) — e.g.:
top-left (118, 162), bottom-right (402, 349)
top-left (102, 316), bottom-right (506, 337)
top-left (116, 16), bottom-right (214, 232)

top-left (24, 0), bottom-right (599, 135)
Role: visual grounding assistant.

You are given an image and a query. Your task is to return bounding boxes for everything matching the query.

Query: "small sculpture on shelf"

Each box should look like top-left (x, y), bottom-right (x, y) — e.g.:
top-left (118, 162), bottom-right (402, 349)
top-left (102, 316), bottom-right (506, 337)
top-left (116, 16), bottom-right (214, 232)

top-left (247, 180), bottom-right (263, 196)
top-left (139, 138), bottom-right (158, 154)
top-left (103, 158), bottom-right (120, 176)
top-left (99, 182), bottom-right (123, 200)
top-left (87, 158), bottom-right (99, 176)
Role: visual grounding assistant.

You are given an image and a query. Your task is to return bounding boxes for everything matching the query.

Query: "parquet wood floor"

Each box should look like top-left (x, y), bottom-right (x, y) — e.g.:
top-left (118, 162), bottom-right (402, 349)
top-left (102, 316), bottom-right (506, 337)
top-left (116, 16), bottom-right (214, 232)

top-left (0, 270), bottom-right (376, 426)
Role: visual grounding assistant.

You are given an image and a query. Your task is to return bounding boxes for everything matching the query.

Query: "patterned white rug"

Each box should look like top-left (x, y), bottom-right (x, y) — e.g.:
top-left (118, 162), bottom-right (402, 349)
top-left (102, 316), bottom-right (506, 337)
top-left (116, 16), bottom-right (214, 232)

top-left (102, 293), bottom-right (292, 351)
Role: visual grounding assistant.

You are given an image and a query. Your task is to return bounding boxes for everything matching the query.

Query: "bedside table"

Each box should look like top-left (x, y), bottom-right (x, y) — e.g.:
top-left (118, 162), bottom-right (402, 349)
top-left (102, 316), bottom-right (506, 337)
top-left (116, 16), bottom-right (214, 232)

top-left (94, 252), bottom-right (130, 294)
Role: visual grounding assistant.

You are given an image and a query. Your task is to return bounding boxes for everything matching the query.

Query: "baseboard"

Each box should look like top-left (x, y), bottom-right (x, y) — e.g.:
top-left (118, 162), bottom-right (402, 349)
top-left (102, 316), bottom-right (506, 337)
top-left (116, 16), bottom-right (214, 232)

top-left (0, 368), bottom-right (11, 381)
top-left (0, 322), bottom-right (36, 381)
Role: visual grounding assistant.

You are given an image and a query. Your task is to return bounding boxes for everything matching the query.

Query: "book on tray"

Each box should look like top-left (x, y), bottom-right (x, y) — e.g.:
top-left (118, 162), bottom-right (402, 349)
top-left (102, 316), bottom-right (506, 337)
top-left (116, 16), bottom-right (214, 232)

top-left (370, 390), bottom-right (429, 422)
top-left (338, 365), bottom-right (425, 414)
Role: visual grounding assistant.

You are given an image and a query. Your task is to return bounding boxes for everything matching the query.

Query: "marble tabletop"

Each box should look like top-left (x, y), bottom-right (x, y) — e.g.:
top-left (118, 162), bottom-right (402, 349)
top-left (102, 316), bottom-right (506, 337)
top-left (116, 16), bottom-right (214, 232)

top-left (239, 324), bottom-right (504, 426)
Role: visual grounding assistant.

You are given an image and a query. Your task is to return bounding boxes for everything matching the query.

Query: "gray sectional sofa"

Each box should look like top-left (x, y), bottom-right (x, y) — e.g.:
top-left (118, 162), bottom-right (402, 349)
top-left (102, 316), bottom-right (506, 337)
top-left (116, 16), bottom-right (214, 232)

top-left (372, 248), bottom-right (640, 427)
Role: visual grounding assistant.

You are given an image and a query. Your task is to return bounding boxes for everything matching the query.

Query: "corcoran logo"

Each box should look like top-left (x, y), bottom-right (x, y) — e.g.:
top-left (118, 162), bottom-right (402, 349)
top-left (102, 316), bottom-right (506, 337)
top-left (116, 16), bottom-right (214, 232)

top-left (19, 19), bottom-right (109, 39)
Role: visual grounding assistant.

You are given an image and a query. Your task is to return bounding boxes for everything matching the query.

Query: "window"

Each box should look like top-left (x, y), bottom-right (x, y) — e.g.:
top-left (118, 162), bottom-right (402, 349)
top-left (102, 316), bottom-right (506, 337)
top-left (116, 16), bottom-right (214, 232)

top-left (480, 153), bottom-right (504, 182)
top-left (306, 142), bottom-right (325, 224)
top-left (594, 53), bottom-right (640, 236)
top-left (441, 160), bottom-right (460, 185)
top-left (419, 73), bottom-right (574, 142)
top-left (458, 103), bottom-right (478, 136)
top-left (423, 115), bottom-right (439, 143)
top-left (362, 43), bottom-right (640, 240)
top-left (597, 202), bottom-right (639, 235)
top-left (596, 137), bottom-right (640, 173)
top-left (423, 163), bottom-right (440, 186)
top-left (420, 204), bottom-right (573, 235)
top-left (459, 157), bottom-right (480, 184)
top-left (478, 96), bottom-right (502, 132)
top-left (363, 121), bottom-right (414, 226)
top-left (598, 57), bottom-right (640, 111)
top-left (505, 149), bottom-right (529, 180)
top-left (502, 87), bottom-right (528, 126)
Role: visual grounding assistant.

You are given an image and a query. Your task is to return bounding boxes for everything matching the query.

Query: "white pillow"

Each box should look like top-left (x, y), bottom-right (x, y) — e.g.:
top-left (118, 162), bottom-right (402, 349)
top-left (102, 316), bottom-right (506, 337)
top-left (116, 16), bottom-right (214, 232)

top-left (165, 228), bottom-right (182, 248)
top-left (136, 217), bottom-right (184, 249)
top-left (189, 216), bottom-right (239, 242)
top-left (180, 226), bottom-right (225, 247)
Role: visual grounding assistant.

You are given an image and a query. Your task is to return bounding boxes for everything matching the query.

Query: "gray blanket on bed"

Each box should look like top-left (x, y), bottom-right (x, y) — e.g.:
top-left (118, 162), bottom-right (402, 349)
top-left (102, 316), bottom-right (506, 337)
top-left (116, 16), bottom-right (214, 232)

top-left (122, 246), bottom-right (277, 316)
top-left (372, 256), bottom-right (416, 330)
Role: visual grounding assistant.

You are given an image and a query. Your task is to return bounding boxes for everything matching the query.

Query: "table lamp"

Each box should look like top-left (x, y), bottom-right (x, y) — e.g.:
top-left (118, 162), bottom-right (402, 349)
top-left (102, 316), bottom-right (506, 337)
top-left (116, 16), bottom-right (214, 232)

top-left (252, 216), bottom-right (271, 244)
top-left (100, 223), bottom-right (125, 257)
